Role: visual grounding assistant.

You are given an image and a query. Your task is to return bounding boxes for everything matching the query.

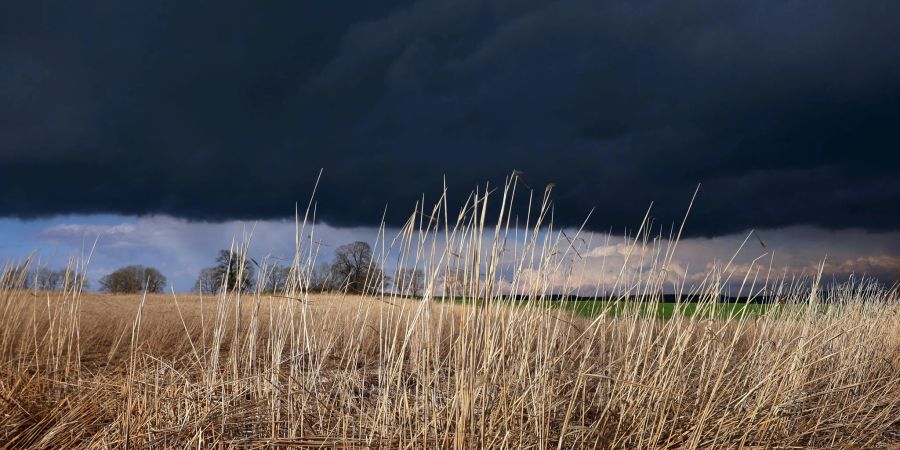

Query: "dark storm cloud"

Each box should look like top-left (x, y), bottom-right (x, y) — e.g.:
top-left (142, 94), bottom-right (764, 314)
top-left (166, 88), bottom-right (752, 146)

top-left (2, 0), bottom-right (899, 236)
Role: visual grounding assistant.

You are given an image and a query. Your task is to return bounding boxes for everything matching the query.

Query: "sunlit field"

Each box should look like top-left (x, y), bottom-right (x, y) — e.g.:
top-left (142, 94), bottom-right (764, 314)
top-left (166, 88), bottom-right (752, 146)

top-left (2, 177), bottom-right (899, 449)
top-left (441, 298), bottom-right (774, 319)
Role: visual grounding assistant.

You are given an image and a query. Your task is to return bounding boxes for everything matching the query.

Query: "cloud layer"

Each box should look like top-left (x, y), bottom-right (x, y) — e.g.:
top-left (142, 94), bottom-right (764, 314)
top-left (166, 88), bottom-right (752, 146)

top-left (2, 1), bottom-right (899, 236)
top-left (10, 215), bottom-right (898, 292)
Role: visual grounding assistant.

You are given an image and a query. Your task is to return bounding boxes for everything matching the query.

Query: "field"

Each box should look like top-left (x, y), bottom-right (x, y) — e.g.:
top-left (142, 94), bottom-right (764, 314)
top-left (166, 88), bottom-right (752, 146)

top-left (538, 299), bottom-right (771, 319)
top-left (1, 286), bottom-right (898, 449)
top-left (1, 180), bottom-right (899, 449)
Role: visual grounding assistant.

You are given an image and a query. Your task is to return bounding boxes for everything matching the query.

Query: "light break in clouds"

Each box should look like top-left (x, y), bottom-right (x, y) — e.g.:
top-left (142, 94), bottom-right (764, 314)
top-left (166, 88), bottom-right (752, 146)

top-left (1, 215), bottom-right (898, 293)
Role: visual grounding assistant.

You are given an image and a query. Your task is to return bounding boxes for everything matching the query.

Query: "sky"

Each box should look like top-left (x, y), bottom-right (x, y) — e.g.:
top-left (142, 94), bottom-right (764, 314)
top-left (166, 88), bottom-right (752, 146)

top-left (1, 1), bottom-right (899, 291)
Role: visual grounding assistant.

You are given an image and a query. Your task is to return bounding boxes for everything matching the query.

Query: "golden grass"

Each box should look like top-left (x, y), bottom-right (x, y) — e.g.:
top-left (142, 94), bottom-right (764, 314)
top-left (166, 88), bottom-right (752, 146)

top-left (1, 176), bottom-right (899, 448)
top-left (1, 288), bottom-right (898, 449)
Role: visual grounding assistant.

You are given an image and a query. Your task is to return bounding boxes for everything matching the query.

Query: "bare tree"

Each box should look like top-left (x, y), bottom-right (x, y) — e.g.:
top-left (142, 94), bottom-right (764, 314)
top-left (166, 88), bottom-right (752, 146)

top-left (309, 261), bottom-right (333, 292)
top-left (260, 264), bottom-right (291, 294)
top-left (99, 265), bottom-right (167, 294)
top-left (30, 267), bottom-right (65, 291)
top-left (216, 249), bottom-right (255, 293)
top-left (395, 267), bottom-right (424, 297)
top-left (194, 250), bottom-right (255, 294)
top-left (193, 267), bottom-right (219, 294)
top-left (331, 241), bottom-right (388, 294)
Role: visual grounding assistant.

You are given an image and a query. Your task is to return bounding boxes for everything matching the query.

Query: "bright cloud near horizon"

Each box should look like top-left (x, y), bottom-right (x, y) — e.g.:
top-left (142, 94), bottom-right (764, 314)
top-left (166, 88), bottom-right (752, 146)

top-left (3, 214), bottom-right (898, 292)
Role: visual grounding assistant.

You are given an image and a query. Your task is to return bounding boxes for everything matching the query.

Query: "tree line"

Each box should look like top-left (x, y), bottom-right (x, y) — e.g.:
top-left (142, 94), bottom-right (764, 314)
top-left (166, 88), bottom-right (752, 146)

top-left (192, 241), bottom-right (424, 296)
top-left (0, 266), bottom-right (88, 291)
top-left (60, 240), bottom-right (425, 296)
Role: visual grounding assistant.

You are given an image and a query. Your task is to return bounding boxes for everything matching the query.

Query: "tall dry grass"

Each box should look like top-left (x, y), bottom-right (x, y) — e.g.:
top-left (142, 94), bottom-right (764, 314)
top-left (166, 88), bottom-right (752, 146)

top-left (1, 175), bottom-right (898, 449)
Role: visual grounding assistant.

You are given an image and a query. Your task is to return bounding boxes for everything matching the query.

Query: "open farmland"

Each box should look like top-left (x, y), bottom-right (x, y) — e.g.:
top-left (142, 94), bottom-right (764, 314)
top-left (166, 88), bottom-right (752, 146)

top-left (1, 280), bottom-right (899, 448)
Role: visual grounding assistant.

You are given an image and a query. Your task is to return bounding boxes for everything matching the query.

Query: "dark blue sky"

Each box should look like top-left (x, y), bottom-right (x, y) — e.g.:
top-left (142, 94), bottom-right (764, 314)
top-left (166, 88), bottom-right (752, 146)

top-left (1, 0), bottom-right (899, 237)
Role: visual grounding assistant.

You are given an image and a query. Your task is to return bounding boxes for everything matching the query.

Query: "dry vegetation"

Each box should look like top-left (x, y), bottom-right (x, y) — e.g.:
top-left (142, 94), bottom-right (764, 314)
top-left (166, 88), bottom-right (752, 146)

top-left (1, 176), bottom-right (899, 449)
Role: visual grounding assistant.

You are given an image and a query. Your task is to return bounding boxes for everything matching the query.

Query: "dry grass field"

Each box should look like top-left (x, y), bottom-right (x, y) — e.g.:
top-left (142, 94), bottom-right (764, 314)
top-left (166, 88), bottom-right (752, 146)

top-left (1, 287), bottom-right (898, 449)
top-left (1, 180), bottom-right (899, 449)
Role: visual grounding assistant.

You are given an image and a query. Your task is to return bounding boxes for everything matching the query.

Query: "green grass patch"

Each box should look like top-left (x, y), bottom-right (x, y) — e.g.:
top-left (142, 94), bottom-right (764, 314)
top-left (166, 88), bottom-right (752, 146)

top-left (557, 300), bottom-right (772, 319)
top-left (433, 296), bottom-right (774, 319)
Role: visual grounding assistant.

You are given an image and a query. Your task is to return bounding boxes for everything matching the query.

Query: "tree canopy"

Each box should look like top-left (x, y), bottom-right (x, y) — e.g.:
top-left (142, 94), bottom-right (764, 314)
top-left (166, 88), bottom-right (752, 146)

top-left (99, 265), bottom-right (167, 294)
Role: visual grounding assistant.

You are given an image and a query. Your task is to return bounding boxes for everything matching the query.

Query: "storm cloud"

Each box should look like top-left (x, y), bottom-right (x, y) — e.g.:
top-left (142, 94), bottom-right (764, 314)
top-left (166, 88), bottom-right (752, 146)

top-left (2, 0), bottom-right (899, 236)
